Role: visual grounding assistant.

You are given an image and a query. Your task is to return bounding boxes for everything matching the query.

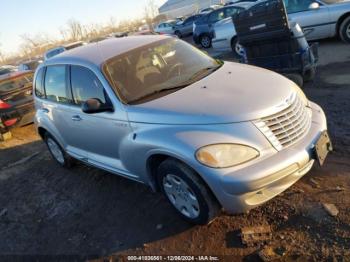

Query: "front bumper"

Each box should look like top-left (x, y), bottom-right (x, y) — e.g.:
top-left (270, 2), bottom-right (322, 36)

top-left (212, 102), bottom-right (327, 214)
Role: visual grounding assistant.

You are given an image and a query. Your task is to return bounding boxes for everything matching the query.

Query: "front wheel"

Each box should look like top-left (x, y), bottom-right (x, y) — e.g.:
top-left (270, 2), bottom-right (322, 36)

top-left (157, 159), bottom-right (220, 225)
top-left (339, 16), bottom-right (350, 43)
top-left (200, 34), bottom-right (212, 48)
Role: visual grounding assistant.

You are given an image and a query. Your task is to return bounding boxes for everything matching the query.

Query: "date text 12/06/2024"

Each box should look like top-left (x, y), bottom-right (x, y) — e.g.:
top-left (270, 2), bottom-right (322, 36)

top-left (126, 255), bottom-right (220, 261)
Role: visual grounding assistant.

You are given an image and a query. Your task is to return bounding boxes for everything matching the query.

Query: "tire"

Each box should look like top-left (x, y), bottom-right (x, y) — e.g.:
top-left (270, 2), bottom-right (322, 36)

top-left (175, 31), bottom-right (182, 38)
top-left (157, 159), bottom-right (220, 225)
top-left (339, 16), bottom-right (350, 43)
top-left (231, 37), bottom-right (243, 58)
top-left (284, 73), bottom-right (304, 88)
top-left (199, 34), bottom-right (212, 48)
top-left (44, 133), bottom-right (74, 168)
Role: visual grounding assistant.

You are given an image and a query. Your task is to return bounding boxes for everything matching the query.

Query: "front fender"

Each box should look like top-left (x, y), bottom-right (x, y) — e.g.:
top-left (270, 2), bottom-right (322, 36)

top-left (120, 121), bottom-right (272, 193)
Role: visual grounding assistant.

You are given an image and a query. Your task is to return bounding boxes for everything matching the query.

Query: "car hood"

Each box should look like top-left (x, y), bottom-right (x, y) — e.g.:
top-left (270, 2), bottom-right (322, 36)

top-left (126, 62), bottom-right (298, 125)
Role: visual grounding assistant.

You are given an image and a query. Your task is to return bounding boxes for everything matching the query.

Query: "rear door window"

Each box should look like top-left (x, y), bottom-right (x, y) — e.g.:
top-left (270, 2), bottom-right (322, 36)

top-left (35, 68), bottom-right (45, 98)
top-left (208, 10), bottom-right (225, 24)
top-left (284, 0), bottom-right (313, 13)
top-left (70, 65), bottom-right (107, 106)
top-left (44, 65), bottom-right (71, 104)
top-left (184, 16), bottom-right (195, 25)
top-left (225, 7), bottom-right (241, 17)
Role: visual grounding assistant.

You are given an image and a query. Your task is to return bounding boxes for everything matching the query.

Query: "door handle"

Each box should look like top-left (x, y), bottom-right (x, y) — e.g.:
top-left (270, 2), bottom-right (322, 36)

top-left (41, 108), bottom-right (49, 113)
top-left (71, 115), bottom-right (82, 121)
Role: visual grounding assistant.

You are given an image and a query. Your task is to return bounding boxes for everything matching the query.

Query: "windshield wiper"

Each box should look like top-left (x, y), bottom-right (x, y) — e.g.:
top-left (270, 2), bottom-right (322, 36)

top-left (187, 66), bottom-right (221, 82)
top-left (129, 86), bottom-right (185, 104)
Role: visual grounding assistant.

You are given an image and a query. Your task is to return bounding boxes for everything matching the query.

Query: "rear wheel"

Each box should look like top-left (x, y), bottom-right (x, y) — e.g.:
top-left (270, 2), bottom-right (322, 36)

top-left (339, 16), bottom-right (350, 43)
top-left (200, 34), bottom-right (212, 48)
top-left (157, 159), bottom-right (220, 225)
top-left (44, 133), bottom-right (74, 168)
top-left (231, 37), bottom-right (244, 58)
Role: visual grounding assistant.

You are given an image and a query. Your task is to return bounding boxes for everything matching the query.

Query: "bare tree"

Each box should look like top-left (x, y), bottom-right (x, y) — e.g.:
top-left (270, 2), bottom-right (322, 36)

top-left (144, 0), bottom-right (159, 29)
top-left (19, 33), bottom-right (55, 59)
top-left (66, 19), bottom-right (84, 41)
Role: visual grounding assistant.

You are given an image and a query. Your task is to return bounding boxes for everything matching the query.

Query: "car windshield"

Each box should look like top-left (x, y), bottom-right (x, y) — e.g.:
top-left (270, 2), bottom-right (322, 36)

top-left (0, 73), bottom-right (33, 93)
top-left (102, 38), bottom-right (222, 104)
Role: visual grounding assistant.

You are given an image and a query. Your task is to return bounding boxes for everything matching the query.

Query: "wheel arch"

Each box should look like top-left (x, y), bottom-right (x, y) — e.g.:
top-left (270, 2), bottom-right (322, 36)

top-left (336, 12), bottom-right (350, 35)
top-left (146, 153), bottom-right (220, 205)
top-left (38, 126), bottom-right (47, 140)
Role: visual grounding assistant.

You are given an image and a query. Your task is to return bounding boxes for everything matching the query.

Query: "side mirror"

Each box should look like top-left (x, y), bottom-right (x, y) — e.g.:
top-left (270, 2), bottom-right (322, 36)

top-left (309, 2), bottom-right (320, 10)
top-left (82, 98), bottom-right (114, 114)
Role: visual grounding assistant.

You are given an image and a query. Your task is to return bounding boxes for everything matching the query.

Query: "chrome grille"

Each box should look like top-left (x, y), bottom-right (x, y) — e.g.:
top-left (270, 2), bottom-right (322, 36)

top-left (254, 93), bottom-right (312, 150)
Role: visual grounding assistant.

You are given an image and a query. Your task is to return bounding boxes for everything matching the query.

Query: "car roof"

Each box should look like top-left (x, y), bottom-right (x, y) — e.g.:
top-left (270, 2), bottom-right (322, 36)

top-left (43, 35), bottom-right (170, 67)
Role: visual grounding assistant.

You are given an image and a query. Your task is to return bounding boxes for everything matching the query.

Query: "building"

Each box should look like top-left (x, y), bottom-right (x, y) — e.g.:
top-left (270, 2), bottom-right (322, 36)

top-left (159, 0), bottom-right (228, 18)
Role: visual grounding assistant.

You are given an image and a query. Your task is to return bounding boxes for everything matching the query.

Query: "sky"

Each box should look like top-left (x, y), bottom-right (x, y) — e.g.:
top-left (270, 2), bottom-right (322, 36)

top-left (0, 0), bottom-right (166, 56)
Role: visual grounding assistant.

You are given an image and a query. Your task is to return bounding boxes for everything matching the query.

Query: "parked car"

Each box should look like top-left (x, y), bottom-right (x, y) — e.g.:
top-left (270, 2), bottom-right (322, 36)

top-left (0, 71), bottom-right (35, 136)
top-left (199, 5), bottom-right (223, 14)
top-left (212, 0), bottom-right (350, 51)
top-left (212, 17), bottom-right (241, 56)
top-left (0, 65), bottom-right (18, 76)
top-left (212, 2), bottom-right (257, 56)
top-left (34, 36), bottom-right (330, 225)
top-left (193, 4), bottom-right (249, 48)
top-left (44, 41), bottom-right (86, 60)
top-left (285, 0), bottom-right (350, 43)
top-left (18, 59), bottom-right (42, 71)
top-left (174, 14), bottom-right (203, 38)
top-left (154, 20), bottom-right (178, 35)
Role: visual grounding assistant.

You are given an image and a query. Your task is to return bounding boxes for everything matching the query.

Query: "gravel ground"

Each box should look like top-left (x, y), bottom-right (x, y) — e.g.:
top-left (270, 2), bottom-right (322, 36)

top-left (0, 38), bottom-right (349, 261)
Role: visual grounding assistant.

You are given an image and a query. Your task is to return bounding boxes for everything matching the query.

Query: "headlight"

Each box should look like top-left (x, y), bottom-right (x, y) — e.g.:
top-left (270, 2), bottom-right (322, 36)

top-left (195, 144), bottom-right (259, 168)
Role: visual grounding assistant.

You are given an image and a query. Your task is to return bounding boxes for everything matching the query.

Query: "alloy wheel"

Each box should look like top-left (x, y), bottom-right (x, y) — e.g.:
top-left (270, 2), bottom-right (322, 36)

top-left (201, 36), bottom-right (211, 48)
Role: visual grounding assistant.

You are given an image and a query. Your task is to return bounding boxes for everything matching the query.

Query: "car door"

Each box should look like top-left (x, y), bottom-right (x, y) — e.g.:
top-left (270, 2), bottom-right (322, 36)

top-left (69, 65), bottom-right (135, 177)
top-left (163, 23), bottom-right (175, 34)
top-left (182, 16), bottom-right (195, 35)
top-left (285, 0), bottom-right (332, 40)
top-left (155, 23), bottom-right (164, 33)
top-left (208, 9), bottom-right (225, 34)
top-left (41, 65), bottom-right (88, 160)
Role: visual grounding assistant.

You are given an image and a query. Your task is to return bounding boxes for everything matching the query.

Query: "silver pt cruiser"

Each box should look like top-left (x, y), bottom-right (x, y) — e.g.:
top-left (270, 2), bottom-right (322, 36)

top-left (34, 36), bottom-right (332, 224)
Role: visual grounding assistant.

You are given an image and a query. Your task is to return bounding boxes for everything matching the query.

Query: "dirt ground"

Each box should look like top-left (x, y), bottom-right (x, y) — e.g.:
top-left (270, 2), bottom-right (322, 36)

top-left (0, 39), bottom-right (349, 261)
